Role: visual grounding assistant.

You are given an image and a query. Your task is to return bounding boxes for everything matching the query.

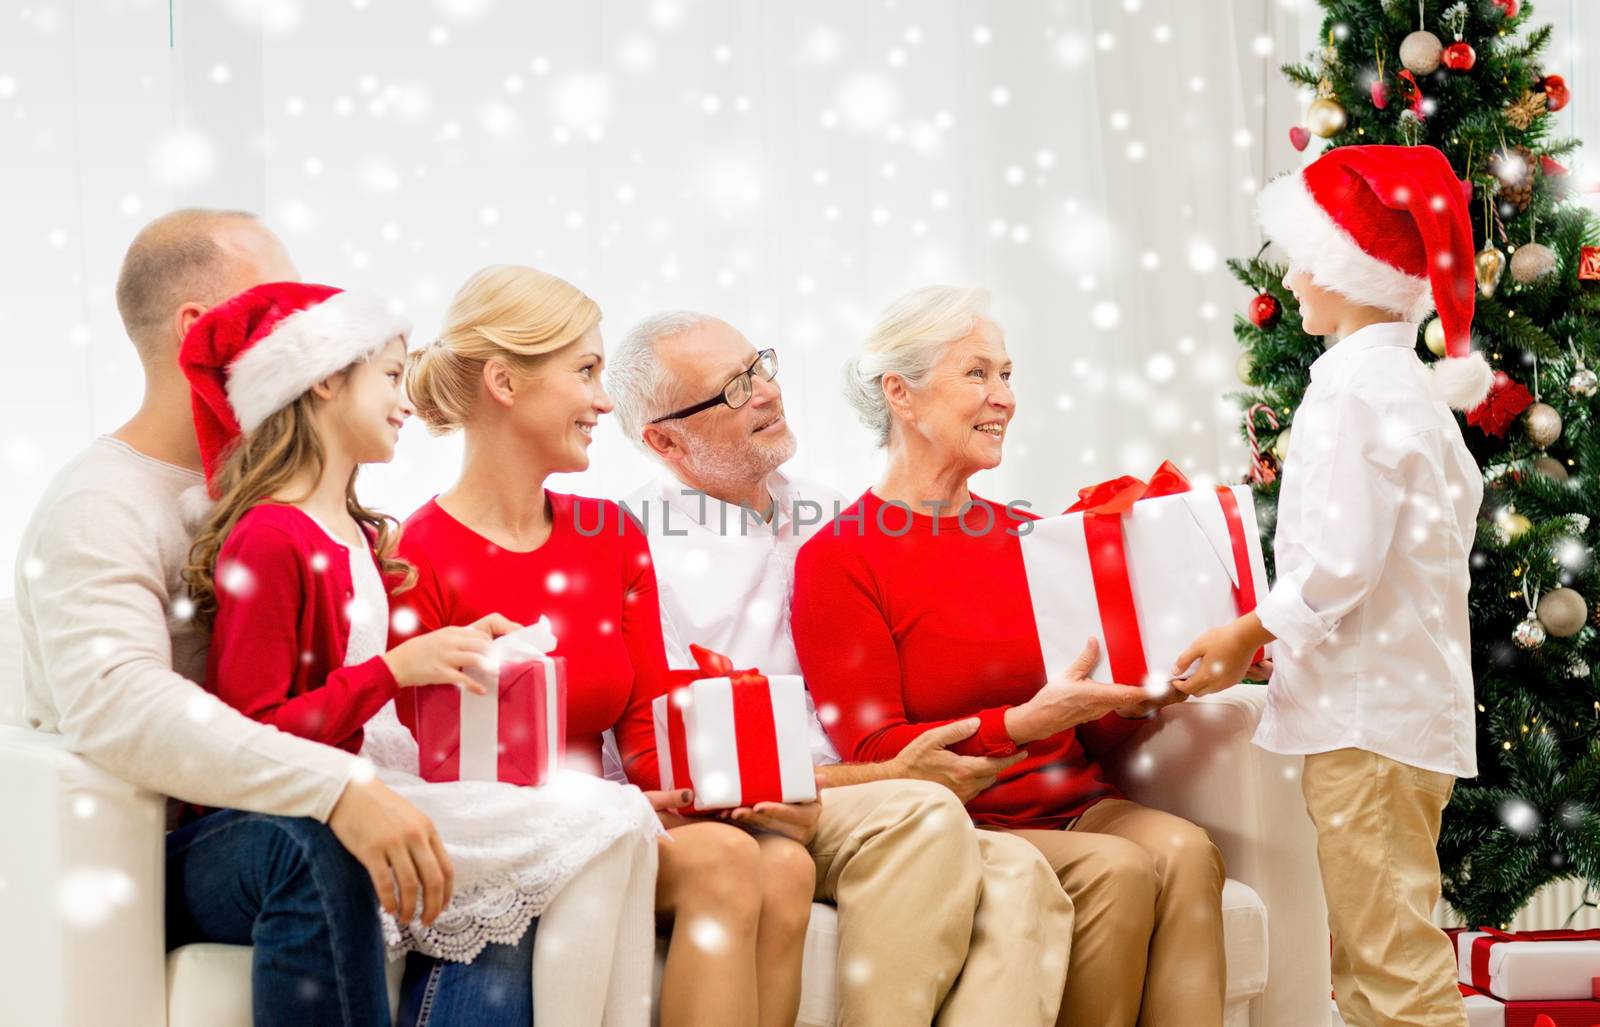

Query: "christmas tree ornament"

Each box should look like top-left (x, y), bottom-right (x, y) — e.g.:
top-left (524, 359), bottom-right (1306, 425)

top-left (1443, 42), bottom-right (1475, 71)
top-left (1371, 78), bottom-right (1389, 109)
top-left (1307, 96), bottom-right (1348, 138)
top-left (1271, 425), bottom-right (1292, 463)
top-left (1580, 247), bottom-right (1600, 282)
top-left (1511, 243), bottom-right (1556, 284)
top-left (1467, 372), bottom-right (1535, 437)
top-left (1401, 32), bottom-right (1444, 76)
top-left (1541, 74), bottom-right (1569, 111)
top-left (1540, 155), bottom-right (1568, 178)
top-left (1244, 404), bottom-right (1280, 485)
top-left (1512, 611), bottom-right (1546, 649)
top-left (1569, 365), bottom-right (1598, 398)
top-left (1571, 513), bottom-right (1591, 534)
top-left (1532, 455), bottom-right (1568, 482)
top-left (1288, 125), bottom-right (1311, 151)
top-left (1424, 317), bottom-right (1448, 357)
top-left (1236, 351), bottom-right (1255, 385)
top-left (1536, 587), bottom-right (1589, 637)
top-left (1505, 90), bottom-right (1547, 130)
top-left (1524, 402), bottom-right (1563, 448)
top-left (1441, 4), bottom-right (1474, 71)
top-left (1497, 509), bottom-right (1533, 542)
top-left (1490, 146), bottom-right (1536, 211)
top-left (1491, 0), bottom-right (1520, 17)
top-left (1592, 598), bottom-right (1600, 630)
top-left (1248, 293), bottom-right (1281, 328)
top-left (1475, 246), bottom-right (1507, 297)
top-left (1568, 659), bottom-right (1591, 679)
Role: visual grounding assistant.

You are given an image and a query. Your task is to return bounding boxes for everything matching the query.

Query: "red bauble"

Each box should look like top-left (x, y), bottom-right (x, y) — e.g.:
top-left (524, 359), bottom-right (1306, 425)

top-left (1443, 42), bottom-right (1476, 71)
top-left (1288, 126), bottom-right (1310, 151)
top-left (1542, 74), bottom-right (1570, 111)
top-left (1248, 294), bottom-right (1281, 329)
top-left (1492, 0), bottom-right (1520, 17)
top-left (1541, 155), bottom-right (1569, 177)
top-left (1370, 79), bottom-right (1389, 109)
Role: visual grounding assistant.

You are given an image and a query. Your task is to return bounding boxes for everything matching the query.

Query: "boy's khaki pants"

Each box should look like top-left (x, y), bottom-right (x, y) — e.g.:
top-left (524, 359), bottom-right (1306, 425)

top-left (1302, 748), bottom-right (1468, 1027)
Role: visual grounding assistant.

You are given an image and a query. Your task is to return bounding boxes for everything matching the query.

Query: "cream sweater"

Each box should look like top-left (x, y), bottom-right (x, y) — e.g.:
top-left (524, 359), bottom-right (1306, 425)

top-left (15, 437), bottom-right (354, 820)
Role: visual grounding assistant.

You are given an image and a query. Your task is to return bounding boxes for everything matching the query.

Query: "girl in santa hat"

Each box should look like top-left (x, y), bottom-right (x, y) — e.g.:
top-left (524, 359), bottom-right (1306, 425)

top-left (1172, 144), bottom-right (1486, 1027)
top-left (178, 281), bottom-right (662, 1027)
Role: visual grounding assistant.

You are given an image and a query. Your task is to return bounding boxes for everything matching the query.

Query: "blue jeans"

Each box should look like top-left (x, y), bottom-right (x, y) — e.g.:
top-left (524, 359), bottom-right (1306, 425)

top-left (165, 809), bottom-right (390, 1026)
top-left (397, 922), bottom-right (537, 1026)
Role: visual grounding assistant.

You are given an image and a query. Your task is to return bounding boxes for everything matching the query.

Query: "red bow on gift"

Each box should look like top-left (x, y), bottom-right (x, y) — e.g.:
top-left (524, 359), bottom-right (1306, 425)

top-left (1065, 461), bottom-right (1263, 686)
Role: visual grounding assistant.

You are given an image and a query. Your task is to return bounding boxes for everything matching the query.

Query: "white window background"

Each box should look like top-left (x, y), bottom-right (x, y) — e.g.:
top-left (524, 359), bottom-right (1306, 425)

top-left (1, 0), bottom-right (1593, 592)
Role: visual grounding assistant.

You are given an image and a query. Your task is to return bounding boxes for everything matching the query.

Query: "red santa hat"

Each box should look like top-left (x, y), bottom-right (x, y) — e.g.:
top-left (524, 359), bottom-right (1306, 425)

top-left (1255, 144), bottom-right (1493, 410)
top-left (179, 281), bottom-right (411, 487)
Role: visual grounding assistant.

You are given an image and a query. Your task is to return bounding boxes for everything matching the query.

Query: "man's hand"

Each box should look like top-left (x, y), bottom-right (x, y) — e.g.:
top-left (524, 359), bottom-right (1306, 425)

top-left (1171, 613), bottom-right (1276, 697)
top-left (327, 775), bottom-right (454, 926)
top-left (1005, 639), bottom-right (1144, 745)
top-left (723, 798), bottom-right (824, 845)
top-left (890, 718), bottom-right (1029, 803)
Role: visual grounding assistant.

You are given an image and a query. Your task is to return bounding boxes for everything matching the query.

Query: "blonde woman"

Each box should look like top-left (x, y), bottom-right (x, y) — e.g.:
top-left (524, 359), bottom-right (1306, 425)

top-left (178, 281), bottom-right (661, 1027)
top-left (393, 264), bottom-right (819, 1027)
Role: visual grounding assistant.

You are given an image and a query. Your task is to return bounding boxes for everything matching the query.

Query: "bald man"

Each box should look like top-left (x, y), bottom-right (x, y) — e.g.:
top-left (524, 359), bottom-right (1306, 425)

top-left (16, 210), bottom-right (448, 1024)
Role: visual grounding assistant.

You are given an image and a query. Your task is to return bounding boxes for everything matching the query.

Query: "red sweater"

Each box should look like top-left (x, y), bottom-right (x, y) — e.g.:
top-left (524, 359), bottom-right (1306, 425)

top-left (791, 491), bottom-right (1144, 829)
top-left (204, 503), bottom-right (399, 754)
top-left (388, 493), bottom-right (669, 786)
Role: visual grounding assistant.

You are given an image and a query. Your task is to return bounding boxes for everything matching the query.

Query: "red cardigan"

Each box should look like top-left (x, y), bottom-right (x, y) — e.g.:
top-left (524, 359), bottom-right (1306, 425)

top-left (204, 503), bottom-right (398, 754)
top-left (791, 490), bottom-right (1144, 829)
top-left (388, 493), bottom-right (670, 786)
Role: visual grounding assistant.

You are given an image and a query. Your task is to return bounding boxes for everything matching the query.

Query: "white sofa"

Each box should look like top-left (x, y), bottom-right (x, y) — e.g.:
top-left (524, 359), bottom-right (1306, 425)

top-left (0, 596), bottom-right (1331, 1025)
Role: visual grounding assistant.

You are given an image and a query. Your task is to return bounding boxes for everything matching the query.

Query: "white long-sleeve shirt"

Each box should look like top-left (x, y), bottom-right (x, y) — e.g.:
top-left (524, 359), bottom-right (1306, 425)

top-left (16, 436), bottom-right (356, 820)
top-left (1253, 322), bottom-right (1483, 778)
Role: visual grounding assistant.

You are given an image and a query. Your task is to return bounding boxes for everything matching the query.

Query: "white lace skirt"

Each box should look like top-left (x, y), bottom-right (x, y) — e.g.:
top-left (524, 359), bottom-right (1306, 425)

top-left (360, 701), bottom-right (661, 964)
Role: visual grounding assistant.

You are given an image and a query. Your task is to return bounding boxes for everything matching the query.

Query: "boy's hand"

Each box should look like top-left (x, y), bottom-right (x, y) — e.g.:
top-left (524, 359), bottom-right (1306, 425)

top-left (1172, 613), bottom-right (1276, 697)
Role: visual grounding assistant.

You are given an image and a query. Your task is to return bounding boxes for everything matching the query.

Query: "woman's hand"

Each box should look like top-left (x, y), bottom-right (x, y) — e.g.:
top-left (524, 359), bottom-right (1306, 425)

top-left (1005, 638), bottom-right (1142, 744)
top-left (382, 626), bottom-right (493, 692)
top-left (722, 798), bottom-right (824, 846)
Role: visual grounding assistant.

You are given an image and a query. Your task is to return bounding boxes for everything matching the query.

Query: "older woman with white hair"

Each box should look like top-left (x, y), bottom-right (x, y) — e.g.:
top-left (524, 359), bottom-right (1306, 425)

top-left (790, 285), bottom-right (1229, 1027)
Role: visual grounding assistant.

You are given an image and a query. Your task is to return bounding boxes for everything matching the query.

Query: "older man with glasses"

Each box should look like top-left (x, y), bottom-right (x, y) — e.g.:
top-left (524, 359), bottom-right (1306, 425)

top-left (604, 311), bottom-right (1076, 1027)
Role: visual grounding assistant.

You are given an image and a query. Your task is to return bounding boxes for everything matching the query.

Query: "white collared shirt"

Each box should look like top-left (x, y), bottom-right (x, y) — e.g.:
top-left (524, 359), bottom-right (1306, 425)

top-left (622, 469), bottom-right (844, 765)
top-left (1253, 321), bottom-right (1483, 778)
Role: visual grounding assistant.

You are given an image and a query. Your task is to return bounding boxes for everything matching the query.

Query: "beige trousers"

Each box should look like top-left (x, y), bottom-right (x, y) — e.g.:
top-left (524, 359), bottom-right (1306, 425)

top-left (1302, 748), bottom-right (1468, 1027)
top-left (1001, 798), bottom-right (1228, 1027)
top-left (810, 779), bottom-right (1073, 1027)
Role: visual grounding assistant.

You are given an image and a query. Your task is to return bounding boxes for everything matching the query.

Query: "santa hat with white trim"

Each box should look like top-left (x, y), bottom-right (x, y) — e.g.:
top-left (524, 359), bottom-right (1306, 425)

top-left (1255, 143), bottom-right (1494, 410)
top-left (180, 281), bottom-right (411, 489)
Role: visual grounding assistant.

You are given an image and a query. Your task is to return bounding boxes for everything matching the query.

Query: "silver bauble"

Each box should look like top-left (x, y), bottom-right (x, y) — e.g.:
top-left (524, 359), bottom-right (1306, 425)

top-left (1536, 587), bottom-right (1589, 638)
top-left (1525, 402), bottom-right (1563, 448)
top-left (1510, 243), bottom-right (1557, 284)
top-left (1533, 455), bottom-right (1569, 482)
top-left (1400, 31), bottom-right (1444, 75)
top-left (1512, 613), bottom-right (1547, 650)
top-left (1570, 366), bottom-right (1598, 398)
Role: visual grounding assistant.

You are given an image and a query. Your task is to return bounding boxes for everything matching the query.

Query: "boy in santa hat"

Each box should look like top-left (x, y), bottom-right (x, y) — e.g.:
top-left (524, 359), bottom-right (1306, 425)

top-left (1172, 144), bottom-right (1489, 1027)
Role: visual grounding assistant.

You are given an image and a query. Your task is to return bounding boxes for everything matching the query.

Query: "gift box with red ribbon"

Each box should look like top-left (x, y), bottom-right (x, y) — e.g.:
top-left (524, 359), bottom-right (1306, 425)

top-left (1457, 927), bottom-right (1600, 1002)
top-left (653, 645), bottom-right (817, 812)
top-left (1459, 983), bottom-right (1600, 1027)
top-left (1018, 461), bottom-right (1271, 689)
top-left (401, 618), bottom-right (567, 787)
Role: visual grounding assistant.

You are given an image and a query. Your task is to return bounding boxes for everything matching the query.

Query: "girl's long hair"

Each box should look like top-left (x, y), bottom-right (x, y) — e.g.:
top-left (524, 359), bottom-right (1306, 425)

top-left (182, 386), bottom-right (416, 633)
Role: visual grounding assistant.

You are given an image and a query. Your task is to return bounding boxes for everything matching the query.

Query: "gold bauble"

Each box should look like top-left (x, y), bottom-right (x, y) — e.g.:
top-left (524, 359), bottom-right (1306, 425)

top-left (1498, 510), bottom-right (1533, 542)
top-left (1236, 352), bottom-right (1255, 385)
top-left (1423, 317), bottom-right (1448, 357)
top-left (1510, 243), bottom-right (1557, 285)
top-left (1400, 30), bottom-right (1444, 75)
top-left (1475, 247), bottom-right (1507, 298)
top-left (1306, 97), bottom-right (1349, 138)
top-left (1524, 402), bottom-right (1563, 448)
top-left (1270, 425), bottom-right (1292, 463)
top-left (1532, 455), bottom-right (1569, 482)
top-left (1536, 587), bottom-right (1589, 638)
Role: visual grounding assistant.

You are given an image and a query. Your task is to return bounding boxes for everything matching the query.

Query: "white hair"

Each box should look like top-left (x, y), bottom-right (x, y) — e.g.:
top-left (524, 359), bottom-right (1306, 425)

top-left (607, 310), bottom-right (718, 452)
top-left (844, 285), bottom-right (996, 447)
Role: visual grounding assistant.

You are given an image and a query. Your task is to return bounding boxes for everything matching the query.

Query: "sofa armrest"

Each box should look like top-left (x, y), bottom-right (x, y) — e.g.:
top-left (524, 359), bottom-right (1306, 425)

top-left (1098, 685), bottom-right (1331, 1027)
top-left (0, 726), bottom-right (168, 1027)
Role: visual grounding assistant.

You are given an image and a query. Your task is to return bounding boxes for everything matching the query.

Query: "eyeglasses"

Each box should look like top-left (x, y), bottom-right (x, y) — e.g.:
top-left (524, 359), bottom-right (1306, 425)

top-left (649, 348), bottom-right (779, 424)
